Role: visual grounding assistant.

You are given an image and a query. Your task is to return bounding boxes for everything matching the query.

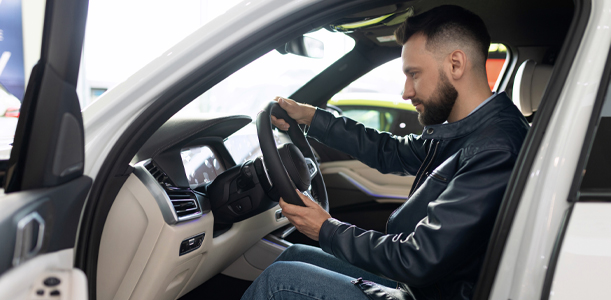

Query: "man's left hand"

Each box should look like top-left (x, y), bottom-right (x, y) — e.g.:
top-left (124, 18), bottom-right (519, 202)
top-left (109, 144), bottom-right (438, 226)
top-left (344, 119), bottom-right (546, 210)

top-left (279, 189), bottom-right (331, 241)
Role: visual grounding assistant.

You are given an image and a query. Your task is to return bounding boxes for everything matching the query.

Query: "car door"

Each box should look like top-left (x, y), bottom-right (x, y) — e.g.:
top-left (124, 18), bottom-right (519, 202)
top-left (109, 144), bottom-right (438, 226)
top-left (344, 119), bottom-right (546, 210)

top-left (544, 68), bottom-right (611, 299)
top-left (0, 0), bottom-right (90, 299)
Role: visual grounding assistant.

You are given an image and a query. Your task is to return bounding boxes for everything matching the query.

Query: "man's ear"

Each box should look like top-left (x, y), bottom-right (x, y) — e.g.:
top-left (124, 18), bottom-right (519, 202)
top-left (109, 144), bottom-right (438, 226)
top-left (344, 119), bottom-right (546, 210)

top-left (448, 49), bottom-right (467, 80)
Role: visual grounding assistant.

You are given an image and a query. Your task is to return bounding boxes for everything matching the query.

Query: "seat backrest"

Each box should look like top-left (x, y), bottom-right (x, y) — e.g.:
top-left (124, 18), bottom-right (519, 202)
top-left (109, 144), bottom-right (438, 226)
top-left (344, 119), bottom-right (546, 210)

top-left (512, 59), bottom-right (554, 116)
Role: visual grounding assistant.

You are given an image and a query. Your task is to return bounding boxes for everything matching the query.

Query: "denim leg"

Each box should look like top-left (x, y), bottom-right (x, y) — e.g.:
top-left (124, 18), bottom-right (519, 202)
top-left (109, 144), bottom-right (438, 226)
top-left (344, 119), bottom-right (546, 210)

top-left (275, 244), bottom-right (397, 288)
top-left (241, 261), bottom-right (372, 300)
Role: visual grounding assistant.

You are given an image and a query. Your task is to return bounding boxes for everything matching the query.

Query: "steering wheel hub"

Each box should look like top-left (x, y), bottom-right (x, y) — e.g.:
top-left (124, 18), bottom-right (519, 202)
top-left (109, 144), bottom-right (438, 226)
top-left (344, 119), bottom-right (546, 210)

top-left (278, 143), bottom-right (311, 191)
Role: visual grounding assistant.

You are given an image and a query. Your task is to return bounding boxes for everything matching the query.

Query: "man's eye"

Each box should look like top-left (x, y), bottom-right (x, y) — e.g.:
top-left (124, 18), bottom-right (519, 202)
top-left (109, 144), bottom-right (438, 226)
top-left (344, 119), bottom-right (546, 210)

top-left (409, 72), bottom-right (417, 78)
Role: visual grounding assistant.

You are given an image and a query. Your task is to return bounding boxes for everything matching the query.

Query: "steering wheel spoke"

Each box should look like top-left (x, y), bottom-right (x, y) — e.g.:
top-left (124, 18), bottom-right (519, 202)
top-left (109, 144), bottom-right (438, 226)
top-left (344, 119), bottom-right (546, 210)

top-left (301, 189), bottom-right (315, 202)
top-left (304, 157), bottom-right (318, 179)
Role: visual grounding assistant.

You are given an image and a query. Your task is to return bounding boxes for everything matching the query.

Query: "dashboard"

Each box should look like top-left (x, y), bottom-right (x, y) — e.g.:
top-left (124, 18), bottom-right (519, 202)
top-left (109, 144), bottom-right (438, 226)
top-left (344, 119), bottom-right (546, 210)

top-left (98, 115), bottom-right (294, 300)
top-left (130, 115), bottom-right (292, 225)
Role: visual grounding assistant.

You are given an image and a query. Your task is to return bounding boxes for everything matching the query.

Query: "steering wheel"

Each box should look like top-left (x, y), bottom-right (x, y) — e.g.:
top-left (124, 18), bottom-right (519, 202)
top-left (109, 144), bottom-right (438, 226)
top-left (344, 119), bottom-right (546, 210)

top-left (256, 101), bottom-right (328, 211)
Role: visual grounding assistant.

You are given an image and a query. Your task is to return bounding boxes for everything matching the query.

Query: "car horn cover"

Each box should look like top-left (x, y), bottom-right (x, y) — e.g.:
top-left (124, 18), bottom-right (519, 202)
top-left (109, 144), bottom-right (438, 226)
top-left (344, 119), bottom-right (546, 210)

top-left (278, 143), bottom-right (311, 191)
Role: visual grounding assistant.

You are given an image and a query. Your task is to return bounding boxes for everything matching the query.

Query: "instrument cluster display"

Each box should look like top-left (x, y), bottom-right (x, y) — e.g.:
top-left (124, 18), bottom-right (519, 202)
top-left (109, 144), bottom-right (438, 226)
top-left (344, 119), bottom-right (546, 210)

top-left (181, 145), bottom-right (225, 187)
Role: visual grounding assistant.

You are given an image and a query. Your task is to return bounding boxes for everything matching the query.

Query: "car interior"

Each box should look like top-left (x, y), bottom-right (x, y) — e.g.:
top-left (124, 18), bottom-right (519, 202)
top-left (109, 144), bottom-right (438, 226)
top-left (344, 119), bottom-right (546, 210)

top-left (86, 0), bottom-right (573, 299)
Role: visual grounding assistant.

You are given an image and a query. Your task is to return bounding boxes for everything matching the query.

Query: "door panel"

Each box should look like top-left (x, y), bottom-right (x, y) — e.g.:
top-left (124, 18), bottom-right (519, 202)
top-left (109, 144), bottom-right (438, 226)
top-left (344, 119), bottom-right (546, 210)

top-left (0, 0), bottom-right (90, 298)
top-left (321, 160), bottom-right (413, 208)
top-left (0, 249), bottom-right (88, 300)
top-left (0, 177), bottom-right (91, 273)
top-left (320, 160), bottom-right (412, 233)
top-left (0, 177), bottom-right (91, 299)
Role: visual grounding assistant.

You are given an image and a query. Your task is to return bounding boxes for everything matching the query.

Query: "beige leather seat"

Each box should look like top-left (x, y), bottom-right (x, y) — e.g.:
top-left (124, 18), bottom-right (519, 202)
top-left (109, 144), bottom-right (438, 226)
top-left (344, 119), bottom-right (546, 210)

top-left (512, 59), bottom-right (554, 116)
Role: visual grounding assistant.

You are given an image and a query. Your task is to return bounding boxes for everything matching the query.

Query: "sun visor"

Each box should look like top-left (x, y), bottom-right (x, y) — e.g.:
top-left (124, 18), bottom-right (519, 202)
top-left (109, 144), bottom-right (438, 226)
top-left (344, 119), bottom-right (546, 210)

top-left (330, 8), bottom-right (413, 32)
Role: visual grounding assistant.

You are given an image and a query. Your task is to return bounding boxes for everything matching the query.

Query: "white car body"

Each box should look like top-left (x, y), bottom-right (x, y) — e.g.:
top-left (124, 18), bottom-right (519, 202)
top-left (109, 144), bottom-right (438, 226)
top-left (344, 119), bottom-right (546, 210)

top-left (489, 1), bottom-right (611, 299)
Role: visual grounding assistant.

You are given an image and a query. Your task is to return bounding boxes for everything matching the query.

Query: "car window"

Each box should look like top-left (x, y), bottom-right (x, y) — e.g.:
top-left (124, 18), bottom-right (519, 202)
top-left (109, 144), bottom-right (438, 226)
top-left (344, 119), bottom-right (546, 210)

top-left (578, 82), bottom-right (611, 196)
top-left (2, 0), bottom-right (320, 157)
top-left (342, 108), bottom-right (391, 130)
top-left (176, 28), bottom-right (355, 119)
top-left (0, 0), bottom-right (46, 157)
top-left (487, 43), bottom-right (508, 90)
top-left (81, 0), bottom-right (245, 106)
top-left (330, 43), bottom-right (508, 136)
top-left (337, 104), bottom-right (422, 136)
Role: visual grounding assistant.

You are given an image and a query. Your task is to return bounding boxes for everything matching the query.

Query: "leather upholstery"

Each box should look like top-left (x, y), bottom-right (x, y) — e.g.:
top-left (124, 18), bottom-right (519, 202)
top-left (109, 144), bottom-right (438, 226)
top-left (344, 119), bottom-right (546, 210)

top-left (512, 59), bottom-right (554, 116)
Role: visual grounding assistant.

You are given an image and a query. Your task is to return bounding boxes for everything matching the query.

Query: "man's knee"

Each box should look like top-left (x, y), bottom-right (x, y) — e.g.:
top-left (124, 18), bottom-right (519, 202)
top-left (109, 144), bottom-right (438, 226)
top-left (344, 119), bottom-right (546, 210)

top-left (276, 244), bottom-right (315, 262)
top-left (256, 261), bottom-right (319, 288)
top-left (258, 261), bottom-right (295, 282)
top-left (242, 261), bottom-right (296, 299)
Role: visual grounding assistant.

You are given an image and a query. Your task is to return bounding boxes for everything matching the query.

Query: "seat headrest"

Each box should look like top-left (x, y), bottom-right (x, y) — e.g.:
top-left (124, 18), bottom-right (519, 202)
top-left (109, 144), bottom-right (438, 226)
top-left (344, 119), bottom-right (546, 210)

top-left (512, 59), bottom-right (554, 116)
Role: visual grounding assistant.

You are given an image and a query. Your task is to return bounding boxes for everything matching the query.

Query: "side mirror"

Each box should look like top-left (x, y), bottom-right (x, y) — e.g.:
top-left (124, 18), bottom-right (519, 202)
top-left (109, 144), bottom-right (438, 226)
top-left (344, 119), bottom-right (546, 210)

top-left (276, 36), bottom-right (324, 58)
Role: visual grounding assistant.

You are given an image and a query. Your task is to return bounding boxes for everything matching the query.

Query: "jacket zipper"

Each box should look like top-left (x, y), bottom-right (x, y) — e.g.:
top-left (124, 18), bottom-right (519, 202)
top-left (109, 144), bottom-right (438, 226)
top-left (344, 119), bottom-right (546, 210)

top-left (385, 140), bottom-right (440, 234)
top-left (388, 140), bottom-right (439, 291)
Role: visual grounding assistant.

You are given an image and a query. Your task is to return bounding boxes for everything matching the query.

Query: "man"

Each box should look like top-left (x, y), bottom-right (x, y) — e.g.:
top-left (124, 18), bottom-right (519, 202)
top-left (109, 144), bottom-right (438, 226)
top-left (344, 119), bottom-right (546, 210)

top-left (242, 5), bottom-right (529, 300)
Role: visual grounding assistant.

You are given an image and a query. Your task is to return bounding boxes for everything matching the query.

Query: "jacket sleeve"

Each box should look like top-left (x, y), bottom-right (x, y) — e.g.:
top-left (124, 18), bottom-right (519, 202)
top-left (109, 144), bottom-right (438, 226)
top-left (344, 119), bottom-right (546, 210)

top-left (318, 149), bottom-right (517, 287)
top-left (307, 108), bottom-right (426, 175)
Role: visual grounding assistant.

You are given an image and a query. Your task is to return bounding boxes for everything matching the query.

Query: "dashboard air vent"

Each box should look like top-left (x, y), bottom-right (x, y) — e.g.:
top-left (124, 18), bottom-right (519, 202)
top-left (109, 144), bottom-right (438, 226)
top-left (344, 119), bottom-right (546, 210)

top-left (142, 161), bottom-right (202, 222)
top-left (167, 189), bottom-right (202, 221)
top-left (144, 162), bottom-right (175, 188)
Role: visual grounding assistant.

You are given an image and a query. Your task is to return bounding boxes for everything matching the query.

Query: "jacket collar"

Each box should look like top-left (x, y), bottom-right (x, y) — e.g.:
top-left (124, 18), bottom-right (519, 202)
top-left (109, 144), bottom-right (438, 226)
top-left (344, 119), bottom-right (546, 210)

top-left (421, 92), bottom-right (514, 140)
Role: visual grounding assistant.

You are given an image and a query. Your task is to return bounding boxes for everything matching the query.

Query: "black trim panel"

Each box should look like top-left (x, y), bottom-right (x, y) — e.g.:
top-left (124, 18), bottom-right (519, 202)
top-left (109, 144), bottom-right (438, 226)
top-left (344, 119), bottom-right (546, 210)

top-left (4, 0), bottom-right (89, 192)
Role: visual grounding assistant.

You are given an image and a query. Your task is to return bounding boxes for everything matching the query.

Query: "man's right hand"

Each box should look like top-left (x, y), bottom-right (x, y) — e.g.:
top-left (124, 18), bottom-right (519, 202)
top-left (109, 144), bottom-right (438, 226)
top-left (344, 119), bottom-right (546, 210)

top-left (271, 96), bottom-right (317, 131)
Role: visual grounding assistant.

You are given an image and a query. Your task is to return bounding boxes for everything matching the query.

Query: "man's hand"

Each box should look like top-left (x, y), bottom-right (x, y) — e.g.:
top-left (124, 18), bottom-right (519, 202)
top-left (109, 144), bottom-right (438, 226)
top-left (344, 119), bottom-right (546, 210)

top-left (279, 189), bottom-right (331, 241)
top-left (271, 96), bottom-right (317, 130)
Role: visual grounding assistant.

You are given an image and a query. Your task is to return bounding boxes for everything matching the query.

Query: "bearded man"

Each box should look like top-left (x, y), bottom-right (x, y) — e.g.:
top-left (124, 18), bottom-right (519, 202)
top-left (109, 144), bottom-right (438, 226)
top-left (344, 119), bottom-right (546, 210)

top-left (242, 5), bottom-right (529, 300)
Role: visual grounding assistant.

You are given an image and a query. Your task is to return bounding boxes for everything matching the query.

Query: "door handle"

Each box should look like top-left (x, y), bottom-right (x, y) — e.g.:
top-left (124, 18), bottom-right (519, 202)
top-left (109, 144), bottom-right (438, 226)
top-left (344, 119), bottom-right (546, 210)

top-left (13, 211), bottom-right (45, 266)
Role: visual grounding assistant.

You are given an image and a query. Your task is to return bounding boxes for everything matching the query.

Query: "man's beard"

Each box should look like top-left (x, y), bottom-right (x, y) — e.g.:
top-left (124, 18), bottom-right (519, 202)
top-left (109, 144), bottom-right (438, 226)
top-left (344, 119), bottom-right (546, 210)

top-left (412, 71), bottom-right (459, 126)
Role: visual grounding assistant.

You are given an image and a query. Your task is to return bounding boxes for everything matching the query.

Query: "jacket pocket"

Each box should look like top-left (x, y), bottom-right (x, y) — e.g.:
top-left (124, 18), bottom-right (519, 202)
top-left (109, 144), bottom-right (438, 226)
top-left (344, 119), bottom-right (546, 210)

top-left (427, 170), bottom-right (448, 183)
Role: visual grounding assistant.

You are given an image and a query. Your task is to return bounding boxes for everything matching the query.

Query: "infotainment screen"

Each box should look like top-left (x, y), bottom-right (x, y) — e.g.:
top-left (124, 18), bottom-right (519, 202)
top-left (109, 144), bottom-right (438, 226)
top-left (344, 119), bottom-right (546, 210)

top-left (181, 145), bottom-right (225, 187)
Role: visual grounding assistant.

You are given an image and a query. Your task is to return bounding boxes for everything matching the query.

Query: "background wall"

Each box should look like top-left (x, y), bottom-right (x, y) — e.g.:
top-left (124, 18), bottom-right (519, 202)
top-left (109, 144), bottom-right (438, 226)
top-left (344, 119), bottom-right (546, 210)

top-left (22, 0), bottom-right (44, 90)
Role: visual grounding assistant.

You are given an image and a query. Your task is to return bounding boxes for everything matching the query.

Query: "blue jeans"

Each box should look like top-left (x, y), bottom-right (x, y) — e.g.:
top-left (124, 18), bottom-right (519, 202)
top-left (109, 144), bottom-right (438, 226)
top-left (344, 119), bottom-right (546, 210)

top-left (241, 244), bottom-right (401, 300)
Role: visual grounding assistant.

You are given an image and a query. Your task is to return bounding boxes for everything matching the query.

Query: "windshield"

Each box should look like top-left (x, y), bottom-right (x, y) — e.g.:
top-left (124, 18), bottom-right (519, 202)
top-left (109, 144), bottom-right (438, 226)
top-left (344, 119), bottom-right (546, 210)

top-left (177, 29), bottom-right (355, 119)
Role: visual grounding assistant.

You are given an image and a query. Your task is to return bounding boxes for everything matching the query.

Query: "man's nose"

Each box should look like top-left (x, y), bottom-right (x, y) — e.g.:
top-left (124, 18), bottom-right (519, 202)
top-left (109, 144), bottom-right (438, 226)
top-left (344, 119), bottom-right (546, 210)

top-left (402, 81), bottom-right (415, 100)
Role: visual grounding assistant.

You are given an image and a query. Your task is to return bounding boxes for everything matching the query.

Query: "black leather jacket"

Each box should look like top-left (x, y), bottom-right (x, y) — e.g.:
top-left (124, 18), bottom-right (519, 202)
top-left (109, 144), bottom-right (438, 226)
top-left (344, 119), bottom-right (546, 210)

top-left (308, 92), bottom-right (529, 300)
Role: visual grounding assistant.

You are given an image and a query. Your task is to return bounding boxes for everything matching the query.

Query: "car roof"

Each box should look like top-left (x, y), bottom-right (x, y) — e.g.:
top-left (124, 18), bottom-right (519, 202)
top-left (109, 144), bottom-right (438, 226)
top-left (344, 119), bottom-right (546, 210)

top-left (332, 0), bottom-right (573, 49)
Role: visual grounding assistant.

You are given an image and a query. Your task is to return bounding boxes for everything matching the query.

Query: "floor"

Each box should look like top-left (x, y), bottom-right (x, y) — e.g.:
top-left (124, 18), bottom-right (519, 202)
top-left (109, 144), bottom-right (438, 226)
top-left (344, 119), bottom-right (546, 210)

top-left (178, 274), bottom-right (252, 300)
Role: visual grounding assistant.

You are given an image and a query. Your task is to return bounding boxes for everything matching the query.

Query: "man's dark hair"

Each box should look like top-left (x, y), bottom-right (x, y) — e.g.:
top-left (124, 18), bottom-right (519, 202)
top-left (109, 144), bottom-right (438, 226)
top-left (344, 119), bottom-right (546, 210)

top-left (395, 5), bottom-right (491, 72)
